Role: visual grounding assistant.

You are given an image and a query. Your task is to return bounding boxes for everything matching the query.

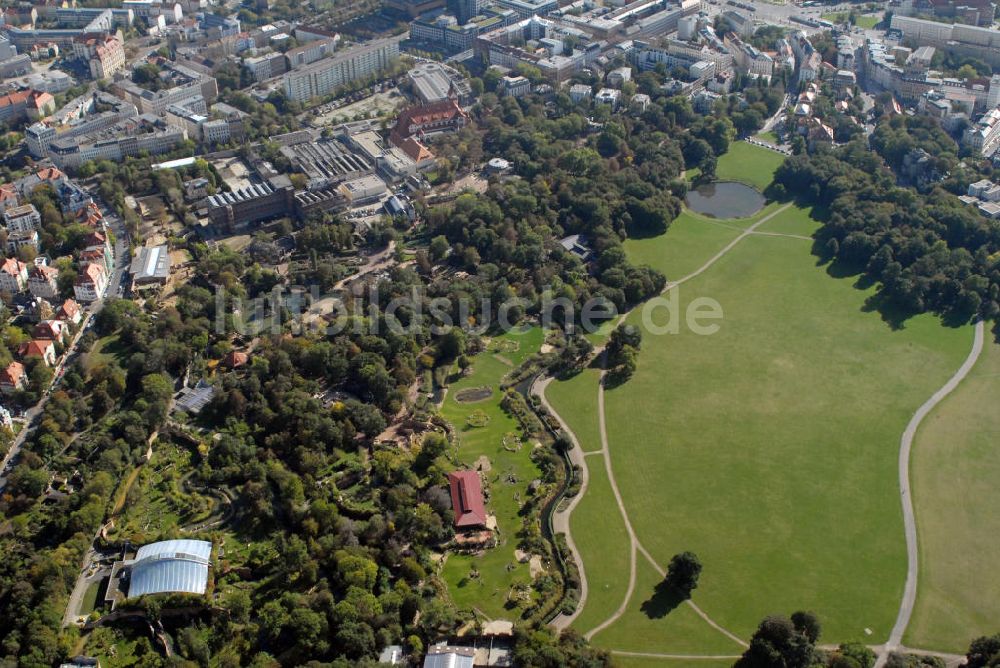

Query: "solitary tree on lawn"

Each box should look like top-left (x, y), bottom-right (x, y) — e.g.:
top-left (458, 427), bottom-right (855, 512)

top-left (665, 551), bottom-right (702, 597)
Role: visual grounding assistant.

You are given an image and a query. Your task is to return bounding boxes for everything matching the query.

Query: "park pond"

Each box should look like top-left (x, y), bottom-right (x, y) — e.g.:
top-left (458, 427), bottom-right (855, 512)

top-left (685, 181), bottom-right (765, 218)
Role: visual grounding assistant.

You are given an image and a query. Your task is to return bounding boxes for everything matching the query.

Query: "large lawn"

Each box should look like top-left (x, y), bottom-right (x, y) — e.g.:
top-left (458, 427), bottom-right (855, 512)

top-left (544, 367), bottom-right (603, 454)
top-left (439, 327), bottom-right (546, 619)
top-left (624, 203), bottom-right (784, 283)
top-left (558, 202), bottom-right (973, 650)
top-left (712, 142), bottom-right (787, 191)
top-left (566, 460), bottom-right (631, 633)
top-left (589, 557), bottom-right (746, 654)
top-left (905, 339), bottom-right (1000, 652)
top-left (614, 659), bottom-right (736, 668)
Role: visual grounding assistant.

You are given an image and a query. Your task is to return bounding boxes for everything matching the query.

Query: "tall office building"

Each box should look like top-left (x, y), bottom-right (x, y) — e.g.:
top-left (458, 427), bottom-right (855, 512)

top-left (449, 0), bottom-right (483, 24)
top-left (384, 0), bottom-right (446, 18)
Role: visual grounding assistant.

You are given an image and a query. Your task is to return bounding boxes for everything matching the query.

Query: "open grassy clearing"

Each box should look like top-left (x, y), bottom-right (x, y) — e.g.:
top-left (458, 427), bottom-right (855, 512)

top-left (905, 339), bottom-right (1000, 652)
top-left (821, 12), bottom-right (881, 28)
top-left (544, 367), bottom-right (603, 454)
top-left (757, 203), bottom-right (822, 238)
top-left (712, 142), bottom-right (786, 191)
top-left (599, 218), bottom-right (972, 643)
top-left (84, 333), bottom-right (130, 375)
top-left (565, 461), bottom-right (630, 632)
top-left (625, 212), bottom-right (740, 282)
top-left (555, 141), bottom-right (981, 653)
top-left (439, 327), bottom-right (545, 619)
top-left (624, 202), bottom-right (783, 283)
top-left (82, 625), bottom-right (158, 666)
top-left (614, 658), bottom-right (736, 668)
top-left (590, 558), bottom-right (745, 655)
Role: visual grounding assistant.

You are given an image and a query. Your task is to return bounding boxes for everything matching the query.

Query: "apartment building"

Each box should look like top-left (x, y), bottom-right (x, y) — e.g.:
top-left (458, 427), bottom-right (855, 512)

top-left (113, 62), bottom-right (218, 115)
top-left (73, 262), bottom-right (107, 302)
top-left (0, 258), bottom-right (28, 294)
top-left (724, 33), bottom-right (774, 78)
top-left (244, 52), bottom-right (289, 82)
top-left (79, 36), bottom-right (127, 79)
top-left (27, 264), bottom-right (60, 300)
top-left (721, 9), bottom-right (754, 37)
top-left (285, 35), bottom-right (339, 69)
top-left (46, 116), bottom-right (186, 168)
top-left (964, 107), bottom-right (1000, 156)
top-left (891, 14), bottom-right (1000, 68)
top-left (282, 37), bottom-right (401, 102)
top-left (3, 204), bottom-right (41, 233)
top-left (0, 90), bottom-right (56, 125)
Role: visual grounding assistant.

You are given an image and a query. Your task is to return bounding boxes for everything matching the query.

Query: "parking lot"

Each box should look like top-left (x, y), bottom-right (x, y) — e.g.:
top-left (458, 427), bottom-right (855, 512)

top-left (309, 86), bottom-right (407, 127)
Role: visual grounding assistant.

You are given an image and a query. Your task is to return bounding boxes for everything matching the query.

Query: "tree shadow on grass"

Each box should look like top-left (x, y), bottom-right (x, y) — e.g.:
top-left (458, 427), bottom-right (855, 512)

top-left (861, 292), bottom-right (912, 331)
top-left (639, 580), bottom-right (687, 620)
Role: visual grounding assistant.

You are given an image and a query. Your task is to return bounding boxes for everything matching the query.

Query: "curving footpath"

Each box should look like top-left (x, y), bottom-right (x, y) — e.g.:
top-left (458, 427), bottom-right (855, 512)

top-left (542, 201), bottom-right (984, 664)
top-left (542, 204), bottom-right (796, 645)
top-left (535, 374), bottom-right (591, 631)
top-left (876, 319), bottom-right (985, 668)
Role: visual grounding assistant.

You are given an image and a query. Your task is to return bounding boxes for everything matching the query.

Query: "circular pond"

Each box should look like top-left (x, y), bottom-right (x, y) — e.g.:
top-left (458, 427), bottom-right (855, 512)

top-left (685, 181), bottom-right (766, 219)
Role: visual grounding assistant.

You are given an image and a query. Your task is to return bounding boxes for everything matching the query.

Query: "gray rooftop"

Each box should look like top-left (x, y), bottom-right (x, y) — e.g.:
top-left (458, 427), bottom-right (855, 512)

top-left (130, 244), bottom-right (171, 282)
top-left (423, 646), bottom-right (475, 668)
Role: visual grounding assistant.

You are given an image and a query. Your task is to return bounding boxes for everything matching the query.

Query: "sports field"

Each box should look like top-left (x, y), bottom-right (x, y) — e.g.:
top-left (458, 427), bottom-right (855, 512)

top-left (545, 144), bottom-right (977, 655)
top-left (906, 339), bottom-right (1000, 652)
top-left (439, 327), bottom-right (546, 619)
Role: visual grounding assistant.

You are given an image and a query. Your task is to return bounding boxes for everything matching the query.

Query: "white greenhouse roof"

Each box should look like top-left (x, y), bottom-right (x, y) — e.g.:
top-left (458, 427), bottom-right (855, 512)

top-left (129, 539), bottom-right (212, 598)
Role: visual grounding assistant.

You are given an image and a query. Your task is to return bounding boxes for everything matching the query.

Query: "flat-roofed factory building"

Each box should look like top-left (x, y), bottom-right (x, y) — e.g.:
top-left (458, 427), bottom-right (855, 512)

top-left (130, 244), bottom-right (171, 287)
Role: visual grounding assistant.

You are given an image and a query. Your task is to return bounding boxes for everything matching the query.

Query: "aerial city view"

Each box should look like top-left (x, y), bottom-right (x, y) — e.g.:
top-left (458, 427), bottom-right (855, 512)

top-left (0, 0), bottom-right (999, 664)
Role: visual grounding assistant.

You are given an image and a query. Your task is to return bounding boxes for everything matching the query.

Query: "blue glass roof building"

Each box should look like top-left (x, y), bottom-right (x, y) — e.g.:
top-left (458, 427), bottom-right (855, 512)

top-left (127, 539), bottom-right (212, 598)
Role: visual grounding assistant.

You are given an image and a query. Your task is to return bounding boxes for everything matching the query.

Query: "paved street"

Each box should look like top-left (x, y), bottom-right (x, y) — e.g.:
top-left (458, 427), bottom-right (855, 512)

top-left (0, 196), bottom-right (130, 493)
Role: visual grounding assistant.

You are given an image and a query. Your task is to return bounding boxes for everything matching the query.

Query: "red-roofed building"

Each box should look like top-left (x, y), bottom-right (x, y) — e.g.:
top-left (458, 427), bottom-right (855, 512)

top-left (223, 350), bottom-right (249, 368)
top-left (28, 91), bottom-right (55, 119)
top-left (0, 361), bottom-right (26, 394)
top-left (76, 202), bottom-right (104, 228)
top-left (0, 90), bottom-right (56, 124)
top-left (33, 319), bottom-right (67, 342)
top-left (393, 136), bottom-right (435, 166)
top-left (82, 230), bottom-right (113, 273)
top-left (83, 230), bottom-right (107, 248)
top-left (447, 470), bottom-right (488, 529)
top-left (390, 99), bottom-right (468, 145)
top-left (0, 184), bottom-right (19, 213)
top-left (35, 166), bottom-right (65, 183)
top-left (57, 298), bottom-right (82, 325)
top-left (19, 339), bottom-right (56, 366)
top-left (0, 90), bottom-right (30, 124)
top-left (27, 264), bottom-right (59, 300)
top-left (80, 248), bottom-right (112, 275)
top-left (0, 257), bottom-right (28, 294)
top-left (74, 263), bottom-right (107, 303)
